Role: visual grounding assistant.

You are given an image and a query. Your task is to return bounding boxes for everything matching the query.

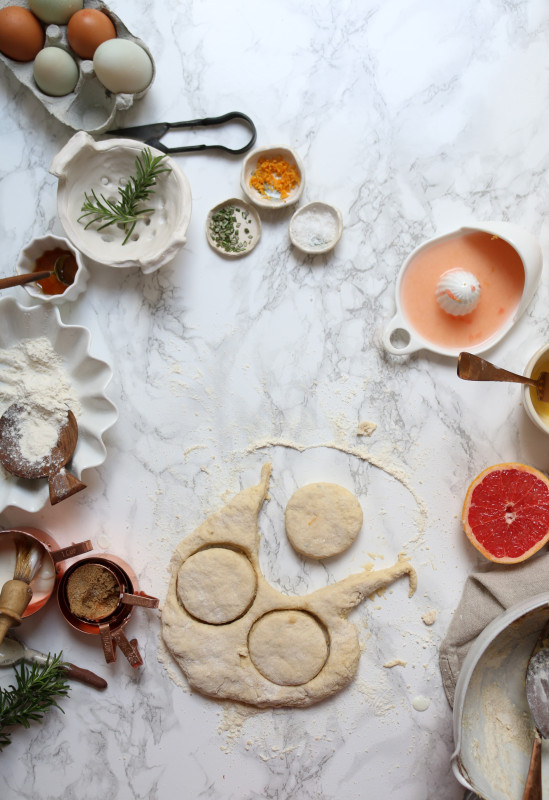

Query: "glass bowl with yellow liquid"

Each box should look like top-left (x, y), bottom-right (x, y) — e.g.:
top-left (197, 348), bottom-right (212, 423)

top-left (523, 344), bottom-right (549, 434)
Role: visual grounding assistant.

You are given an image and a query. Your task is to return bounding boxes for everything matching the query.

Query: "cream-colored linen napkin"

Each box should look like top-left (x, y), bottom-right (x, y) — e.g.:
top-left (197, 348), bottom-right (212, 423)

top-left (439, 552), bottom-right (549, 708)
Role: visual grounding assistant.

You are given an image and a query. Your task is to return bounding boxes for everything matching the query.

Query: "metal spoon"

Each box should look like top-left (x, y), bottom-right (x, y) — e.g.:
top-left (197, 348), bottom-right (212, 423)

top-left (0, 633), bottom-right (107, 689)
top-left (457, 352), bottom-right (549, 402)
top-left (0, 254), bottom-right (73, 291)
top-left (523, 645), bottom-right (549, 799)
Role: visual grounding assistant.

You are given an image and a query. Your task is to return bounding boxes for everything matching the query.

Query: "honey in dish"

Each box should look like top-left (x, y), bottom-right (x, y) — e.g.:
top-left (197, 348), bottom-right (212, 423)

top-left (33, 247), bottom-right (78, 295)
top-left (400, 231), bottom-right (525, 349)
top-left (529, 356), bottom-right (549, 425)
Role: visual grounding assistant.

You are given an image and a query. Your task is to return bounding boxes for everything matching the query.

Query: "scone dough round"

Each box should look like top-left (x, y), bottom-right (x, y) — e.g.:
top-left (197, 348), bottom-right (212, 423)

top-left (248, 610), bottom-right (328, 685)
top-left (285, 482), bottom-right (363, 559)
top-left (176, 547), bottom-right (257, 624)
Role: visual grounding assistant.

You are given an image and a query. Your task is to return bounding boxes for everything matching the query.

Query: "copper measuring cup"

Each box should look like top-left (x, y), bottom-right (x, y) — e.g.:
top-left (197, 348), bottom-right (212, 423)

top-left (0, 527), bottom-right (92, 621)
top-left (57, 555), bottom-right (158, 668)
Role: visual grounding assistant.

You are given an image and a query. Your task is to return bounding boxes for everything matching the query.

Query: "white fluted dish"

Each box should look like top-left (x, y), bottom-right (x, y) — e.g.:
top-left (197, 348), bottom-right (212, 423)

top-left (0, 298), bottom-right (118, 513)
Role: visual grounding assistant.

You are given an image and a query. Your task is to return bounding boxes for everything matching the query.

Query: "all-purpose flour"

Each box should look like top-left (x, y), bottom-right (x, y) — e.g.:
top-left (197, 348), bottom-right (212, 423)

top-left (0, 337), bottom-right (81, 465)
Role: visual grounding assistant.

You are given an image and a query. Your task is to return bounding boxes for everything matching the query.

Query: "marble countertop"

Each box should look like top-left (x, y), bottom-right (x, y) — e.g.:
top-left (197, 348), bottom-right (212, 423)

top-left (2, 1), bottom-right (549, 797)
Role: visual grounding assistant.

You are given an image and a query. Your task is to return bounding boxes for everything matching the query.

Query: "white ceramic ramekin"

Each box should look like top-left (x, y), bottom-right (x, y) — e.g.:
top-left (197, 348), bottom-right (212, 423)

top-left (523, 344), bottom-right (549, 435)
top-left (16, 233), bottom-right (89, 305)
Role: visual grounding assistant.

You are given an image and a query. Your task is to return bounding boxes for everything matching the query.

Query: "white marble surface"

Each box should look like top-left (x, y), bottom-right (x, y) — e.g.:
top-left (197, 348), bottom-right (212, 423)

top-left (1, 0), bottom-right (549, 797)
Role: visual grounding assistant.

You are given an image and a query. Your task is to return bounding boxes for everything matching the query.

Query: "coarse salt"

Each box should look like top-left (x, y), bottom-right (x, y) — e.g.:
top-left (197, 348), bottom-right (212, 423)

top-left (290, 206), bottom-right (339, 250)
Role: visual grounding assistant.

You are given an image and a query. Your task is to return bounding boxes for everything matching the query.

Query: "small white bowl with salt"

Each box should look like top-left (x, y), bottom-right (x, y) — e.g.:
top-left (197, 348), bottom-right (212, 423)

top-left (289, 202), bottom-right (343, 255)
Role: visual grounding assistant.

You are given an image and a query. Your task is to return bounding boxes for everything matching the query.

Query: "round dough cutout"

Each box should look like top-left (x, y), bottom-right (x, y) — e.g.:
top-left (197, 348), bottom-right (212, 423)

top-left (285, 482), bottom-right (363, 558)
top-left (248, 610), bottom-right (329, 685)
top-left (177, 547), bottom-right (257, 624)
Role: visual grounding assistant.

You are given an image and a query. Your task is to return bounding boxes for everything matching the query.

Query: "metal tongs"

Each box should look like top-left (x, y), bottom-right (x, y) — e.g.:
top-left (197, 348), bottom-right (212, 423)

top-left (107, 111), bottom-right (256, 155)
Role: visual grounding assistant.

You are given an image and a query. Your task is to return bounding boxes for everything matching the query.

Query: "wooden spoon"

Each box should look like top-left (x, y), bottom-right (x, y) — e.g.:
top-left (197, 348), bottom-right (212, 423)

top-left (458, 352), bottom-right (549, 402)
top-left (0, 403), bottom-right (86, 505)
top-left (0, 254), bottom-right (73, 291)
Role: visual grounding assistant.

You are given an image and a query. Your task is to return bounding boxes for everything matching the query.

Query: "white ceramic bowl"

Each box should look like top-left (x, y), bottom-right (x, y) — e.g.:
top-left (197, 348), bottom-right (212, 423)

top-left (452, 593), bottom-right (549, 800)
top-left (50, 132), bottom-right (192, 273)
top-left (0, 297), bottom-right (118, 513)
top-left (16, 233), bottom-right (89, 305)
top-left (240, 145), bottom-right (304, 209)
top-left (206, 197), bottom-right (261, 258)
top-left (523, 345), bottom-right (549, 435)
top-left (289, 201), bottom-right (343, 255)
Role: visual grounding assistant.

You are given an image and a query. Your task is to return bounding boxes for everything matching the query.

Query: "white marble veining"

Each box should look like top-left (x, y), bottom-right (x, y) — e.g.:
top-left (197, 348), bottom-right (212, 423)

top-left (1, 1), bottom-right (549, 797)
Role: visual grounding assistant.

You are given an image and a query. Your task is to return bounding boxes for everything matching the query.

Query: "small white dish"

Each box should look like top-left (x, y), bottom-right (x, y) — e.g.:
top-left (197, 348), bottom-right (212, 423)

top-left (50, 131), bottom-right (192, 273)
top-left (289, 201), bottom-right (343, 254)
top-left (383, 221), bottom-right (542, 357)
top-left (206, 198), bottom-right (261, 258)
top-left (452, 593), bottom-right (549, 800)
top-left (523, 344), bottom-right (549, 435)
top-left (16, 233), bottom-right (89, 305)
top-left (0, 297), bottom-right (118, 513)
top-left (240, 145), bottom-right (304, 209)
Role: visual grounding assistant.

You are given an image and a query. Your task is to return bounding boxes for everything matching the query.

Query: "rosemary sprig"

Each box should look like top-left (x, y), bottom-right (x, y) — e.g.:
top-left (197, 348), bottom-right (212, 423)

top-left (0, 653), bottom-right (70, 750)
top-left (78, 148), bottom-right (171, 245)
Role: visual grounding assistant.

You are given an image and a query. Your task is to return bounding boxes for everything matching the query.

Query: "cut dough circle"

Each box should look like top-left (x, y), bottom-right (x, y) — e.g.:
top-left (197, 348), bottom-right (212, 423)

top-left (176, 547), bottom-right (256, 624)
top-left (248, 610), bottom-right (329, 686)
top-left (285, 482), bottom-right (363, 559)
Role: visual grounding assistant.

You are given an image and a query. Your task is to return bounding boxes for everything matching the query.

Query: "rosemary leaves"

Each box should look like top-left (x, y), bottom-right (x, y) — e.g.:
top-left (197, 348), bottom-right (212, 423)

top-left (78, 148), bottom-right (171, 245)
top-left (0, 653), bottom-right (70, 750)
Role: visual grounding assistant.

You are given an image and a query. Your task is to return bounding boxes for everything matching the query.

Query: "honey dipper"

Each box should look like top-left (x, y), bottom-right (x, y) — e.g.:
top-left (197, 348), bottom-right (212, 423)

top-left (0, 534), bottom-right (44, 646)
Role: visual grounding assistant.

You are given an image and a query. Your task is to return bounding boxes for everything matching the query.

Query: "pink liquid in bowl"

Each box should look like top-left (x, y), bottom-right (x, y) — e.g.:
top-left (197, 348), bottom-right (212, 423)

top-left (400, 231), bottom-right (525, 350)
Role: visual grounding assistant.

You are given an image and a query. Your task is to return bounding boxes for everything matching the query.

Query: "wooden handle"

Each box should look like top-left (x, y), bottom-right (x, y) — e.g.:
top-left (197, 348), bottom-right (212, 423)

top-left (0, 271), bottom-right (51, 290)
top-left (62, 663), bottom-right (108, 690)
top-left (48, 469), bottom-right (87, 505)
top-left (458, 352), bottom-right (537, 388)
top-left (522, 730), bottom-right (542, 800)
top-left (0, 579), bottom-right (33, 646)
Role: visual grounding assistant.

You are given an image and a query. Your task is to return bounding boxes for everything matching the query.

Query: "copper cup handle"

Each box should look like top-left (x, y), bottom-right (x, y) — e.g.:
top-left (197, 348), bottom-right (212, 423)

top-left (99, 623), bottom-right (116, 663)
top-left (120, 592), bottom-right (159, 609)
top-left (112, 629), bottom-right (143, 668)
top-left (51, 540), bottom-right (93, 564)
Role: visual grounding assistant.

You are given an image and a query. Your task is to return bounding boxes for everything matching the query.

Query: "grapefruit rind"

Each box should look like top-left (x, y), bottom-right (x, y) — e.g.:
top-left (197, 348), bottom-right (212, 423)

top-left (462, 462), bottom-right (549, 564)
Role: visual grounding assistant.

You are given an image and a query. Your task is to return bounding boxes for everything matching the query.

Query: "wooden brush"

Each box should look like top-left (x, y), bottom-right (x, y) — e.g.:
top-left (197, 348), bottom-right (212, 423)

top-left (0, 535), bottom-right (44, 646)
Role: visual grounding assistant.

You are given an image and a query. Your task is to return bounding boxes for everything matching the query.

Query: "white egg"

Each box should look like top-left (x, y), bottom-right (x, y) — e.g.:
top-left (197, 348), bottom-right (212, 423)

top-left (29, 0), bottom-right (82, 24)
top-left (33, 47), bottom-right (79, 96)
top-left (93, 39), bottom-right (153, 94)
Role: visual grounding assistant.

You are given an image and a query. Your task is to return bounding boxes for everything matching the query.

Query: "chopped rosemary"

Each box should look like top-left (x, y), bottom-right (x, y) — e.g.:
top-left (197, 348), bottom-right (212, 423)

top-left (78, 148), bottom-right (171, 245)
top-left (209, 205), bottom-right (252, 253)
top-left (0, 653), bottom-right (70, 750)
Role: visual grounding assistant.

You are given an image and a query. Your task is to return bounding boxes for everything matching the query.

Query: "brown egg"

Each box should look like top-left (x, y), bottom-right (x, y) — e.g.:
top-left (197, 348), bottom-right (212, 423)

top-left (67, 8), bottom-right (116, 60)
top-left (0, 6), bottom-right (44, 62)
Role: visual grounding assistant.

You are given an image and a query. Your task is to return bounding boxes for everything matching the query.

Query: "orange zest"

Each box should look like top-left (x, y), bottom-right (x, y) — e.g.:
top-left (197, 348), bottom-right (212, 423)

top-left (249, 156), bottom-right (300, 199)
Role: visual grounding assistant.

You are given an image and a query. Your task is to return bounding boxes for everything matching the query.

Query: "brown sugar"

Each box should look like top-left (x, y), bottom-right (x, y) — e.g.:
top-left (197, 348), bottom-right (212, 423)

top-left (67, 563), bottom-right (120, 621)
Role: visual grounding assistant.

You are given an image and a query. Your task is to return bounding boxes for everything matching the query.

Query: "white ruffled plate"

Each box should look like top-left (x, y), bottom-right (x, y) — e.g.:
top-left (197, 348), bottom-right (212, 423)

top-left (0, 298), bottom-right (118, 512)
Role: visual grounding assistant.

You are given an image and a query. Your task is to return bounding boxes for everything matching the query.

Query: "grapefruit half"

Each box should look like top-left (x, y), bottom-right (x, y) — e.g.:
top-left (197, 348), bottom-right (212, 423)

top-left (462, 463), bottom-right (549, 563)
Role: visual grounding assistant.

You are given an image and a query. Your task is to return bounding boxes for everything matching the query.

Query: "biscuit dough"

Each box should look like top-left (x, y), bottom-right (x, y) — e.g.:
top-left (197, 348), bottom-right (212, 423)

top-left (161, 464), bottom-right (416, 708)
top-left (177, 547), bottom-right (256, 624)
top-left (248, 610), bottom-right (328, 685)
top-left (285, 482), bottom-right (363, 558)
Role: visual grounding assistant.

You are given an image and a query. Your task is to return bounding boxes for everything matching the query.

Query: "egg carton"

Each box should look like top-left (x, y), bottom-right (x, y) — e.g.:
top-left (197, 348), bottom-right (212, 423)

top-left (0, 0), bottom-right (155, 133)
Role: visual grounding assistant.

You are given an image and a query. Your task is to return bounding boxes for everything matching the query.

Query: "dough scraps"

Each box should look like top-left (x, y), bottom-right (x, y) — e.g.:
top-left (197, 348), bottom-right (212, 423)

top-left (161, 464), bottom-right (417, 708)
top-left (285, 482), bottom-right (363, 559)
